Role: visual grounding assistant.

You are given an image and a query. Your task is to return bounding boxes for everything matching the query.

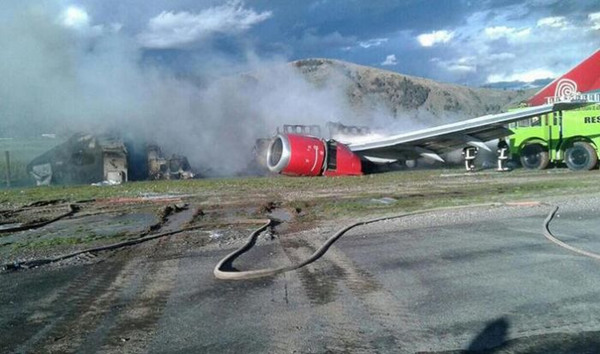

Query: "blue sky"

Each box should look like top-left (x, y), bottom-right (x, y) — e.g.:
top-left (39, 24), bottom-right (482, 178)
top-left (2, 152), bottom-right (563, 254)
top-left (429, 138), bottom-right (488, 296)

top-left (54, 0), bottom-right (600, 86)
top-left (3, 0), bottom-right (600, 174)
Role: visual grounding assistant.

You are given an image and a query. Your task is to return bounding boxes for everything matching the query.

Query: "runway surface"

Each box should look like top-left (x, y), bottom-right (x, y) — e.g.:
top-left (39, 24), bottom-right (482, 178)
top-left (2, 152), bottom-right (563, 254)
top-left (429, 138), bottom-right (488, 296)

top-left (2, 198), bottom-right (600, 353)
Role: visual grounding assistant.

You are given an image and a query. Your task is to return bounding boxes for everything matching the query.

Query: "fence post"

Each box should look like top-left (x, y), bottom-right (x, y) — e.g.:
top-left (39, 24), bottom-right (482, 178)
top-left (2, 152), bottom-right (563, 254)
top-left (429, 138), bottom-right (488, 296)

top-left (4, 151), bottom-right (10, 188)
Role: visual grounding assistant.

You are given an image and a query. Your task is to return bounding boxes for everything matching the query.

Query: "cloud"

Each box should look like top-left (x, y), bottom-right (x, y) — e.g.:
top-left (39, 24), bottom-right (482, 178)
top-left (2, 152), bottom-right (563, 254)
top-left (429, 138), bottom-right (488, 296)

top-left (297, 29), bottom-right (357, 51)
top-left (417, 30), bottom-right (453, 47)
top-left (590, 12), bottom-right (600, 30)
top-left (484, 26), bottom-right (531, 40)
top-left (59, 6), bottom-right (103, 36)
top-left (138, 1), bottom-right (272, 49)
top-left (436, 56), bottom-right (477, 73)
top-left (488, 52), bottom-right (516, 61)
top-left (359, 38), bottom-right (388, 48)
top-left (381, 54), bottom-right (397, 66)
top-left (440, 2), bottom-right (600, 86)
top-left (2, 2), bottom-right (379, 177)
top-left (487, 68), bottom-right (556, 83)
top-left (537, 16), bottom-right (568, 28)
top-left (61, 6), bottom-right (89, 29)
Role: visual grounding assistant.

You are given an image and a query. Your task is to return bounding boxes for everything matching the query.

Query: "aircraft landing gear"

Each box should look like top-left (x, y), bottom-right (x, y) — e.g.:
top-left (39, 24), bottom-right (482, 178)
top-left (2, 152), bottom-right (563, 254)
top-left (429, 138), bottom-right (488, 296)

top-left (497, 139), bottom-right (510, 172)
top-left (462, 147), bottom-right (478, 172)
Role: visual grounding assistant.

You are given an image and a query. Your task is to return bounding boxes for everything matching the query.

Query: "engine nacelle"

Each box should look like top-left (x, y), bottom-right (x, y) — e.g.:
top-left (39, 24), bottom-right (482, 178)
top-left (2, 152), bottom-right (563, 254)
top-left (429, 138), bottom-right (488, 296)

top-left (267, 134), bottom-right (326, 176)
top-left (266, 133), bottom-right (362, 176)
top-left (323, 141), bottom-right (363, 177)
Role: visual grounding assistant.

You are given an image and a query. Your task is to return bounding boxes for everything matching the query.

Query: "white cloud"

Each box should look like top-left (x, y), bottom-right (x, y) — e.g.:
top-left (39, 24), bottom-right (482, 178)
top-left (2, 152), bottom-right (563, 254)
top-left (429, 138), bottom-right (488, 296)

top-left (488, 52), bottom-right (516, 61)
top-left (417, 30), bottom-right (454, 47)
top-left (590, 12), bottom-right (600, 30)
top-left (138, 1), bottom-right (272, 49)
top-left (487, 68), bottom-right (556, 83)
top-left (59, 6), bottom-right (103, 36)
top-left (359, 38), bottom-right (388, 48)
top-left (447, 65), bottom-right (475, 73)
top-left (448, 57), bottom-right (476, 72)
top-left (433, 57), bottom-right (476, 73)
top-left (484, 26), bottom-right (531, 40)
top-left (537, 16), bottom-right (568, 28)
top-left (381, 54), bottom-right (397, 66)
top-left (61, 6), bottom-right (89, 29)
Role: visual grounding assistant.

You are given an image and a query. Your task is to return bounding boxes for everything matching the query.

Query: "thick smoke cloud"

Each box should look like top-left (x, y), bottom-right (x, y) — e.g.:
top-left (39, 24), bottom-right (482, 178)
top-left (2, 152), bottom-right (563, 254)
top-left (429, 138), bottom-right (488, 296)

top-left (0, 2), bottom-right (373, 176)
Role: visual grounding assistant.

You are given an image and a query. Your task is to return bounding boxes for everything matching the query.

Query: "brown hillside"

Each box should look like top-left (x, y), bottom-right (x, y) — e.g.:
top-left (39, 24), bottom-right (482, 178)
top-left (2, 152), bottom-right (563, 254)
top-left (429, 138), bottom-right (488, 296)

top-left (292, 58), bottom-right (536, 126)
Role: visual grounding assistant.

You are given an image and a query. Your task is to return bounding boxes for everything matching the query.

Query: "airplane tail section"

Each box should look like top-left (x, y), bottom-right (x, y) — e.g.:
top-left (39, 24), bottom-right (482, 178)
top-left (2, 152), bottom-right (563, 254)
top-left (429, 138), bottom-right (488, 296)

top-left (528, 49), bottom-right (600, 106)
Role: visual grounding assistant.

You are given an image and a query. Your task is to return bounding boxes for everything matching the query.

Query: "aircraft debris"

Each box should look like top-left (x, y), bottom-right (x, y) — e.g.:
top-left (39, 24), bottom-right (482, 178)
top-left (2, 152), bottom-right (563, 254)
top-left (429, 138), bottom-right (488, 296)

top-left (27, 134), bottom-right (195, 186)
top-left (28, 133), bottom-right (128, 186)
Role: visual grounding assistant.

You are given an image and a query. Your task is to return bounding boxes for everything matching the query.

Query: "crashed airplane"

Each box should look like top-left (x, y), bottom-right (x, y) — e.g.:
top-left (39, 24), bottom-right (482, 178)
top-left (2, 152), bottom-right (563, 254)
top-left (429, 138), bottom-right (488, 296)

top-left (265, 49), bottom-right (600, 176)
top-left (27, 133), bottom-right (194, 186)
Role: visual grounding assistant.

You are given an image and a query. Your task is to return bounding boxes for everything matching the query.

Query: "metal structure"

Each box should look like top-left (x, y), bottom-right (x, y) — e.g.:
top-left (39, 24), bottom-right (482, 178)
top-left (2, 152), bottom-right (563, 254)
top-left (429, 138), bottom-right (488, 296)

top-left (509, 104), bottom-right (600, 170)
top-left (27, 134), bottom-right (128, 186)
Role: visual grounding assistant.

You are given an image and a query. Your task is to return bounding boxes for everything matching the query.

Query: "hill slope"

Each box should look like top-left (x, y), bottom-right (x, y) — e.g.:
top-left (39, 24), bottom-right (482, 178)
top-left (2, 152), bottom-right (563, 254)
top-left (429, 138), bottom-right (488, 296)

top-left (292, 58), bottom-right (536, 127)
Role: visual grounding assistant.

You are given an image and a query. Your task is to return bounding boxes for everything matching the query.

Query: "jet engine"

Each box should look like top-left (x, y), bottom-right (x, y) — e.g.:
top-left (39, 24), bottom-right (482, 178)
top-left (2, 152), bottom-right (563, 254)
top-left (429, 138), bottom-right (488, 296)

top-left (266, 133), bottom-right (362, 176)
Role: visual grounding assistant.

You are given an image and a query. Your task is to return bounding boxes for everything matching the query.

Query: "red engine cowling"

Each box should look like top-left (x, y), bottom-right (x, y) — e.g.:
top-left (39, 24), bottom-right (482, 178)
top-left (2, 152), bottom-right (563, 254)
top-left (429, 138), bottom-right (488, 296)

top-left (266, 133), bottom-right (362, 176)
top-left (324, 142), bottom-right (363, 177)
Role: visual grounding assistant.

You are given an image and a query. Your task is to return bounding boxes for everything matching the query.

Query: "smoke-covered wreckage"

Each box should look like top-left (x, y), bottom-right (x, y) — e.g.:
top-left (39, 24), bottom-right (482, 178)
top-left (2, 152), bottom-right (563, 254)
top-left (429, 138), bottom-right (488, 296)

top-left (146, 144), bottom-right (194, 181)
top-left (27, 133), bottom-right (195, 186)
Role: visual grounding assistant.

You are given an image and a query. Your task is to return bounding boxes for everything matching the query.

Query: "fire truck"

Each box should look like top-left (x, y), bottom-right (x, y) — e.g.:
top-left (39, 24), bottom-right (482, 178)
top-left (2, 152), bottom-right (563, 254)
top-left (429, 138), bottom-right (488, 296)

top-left (508, 103), bottom-right (600, 170)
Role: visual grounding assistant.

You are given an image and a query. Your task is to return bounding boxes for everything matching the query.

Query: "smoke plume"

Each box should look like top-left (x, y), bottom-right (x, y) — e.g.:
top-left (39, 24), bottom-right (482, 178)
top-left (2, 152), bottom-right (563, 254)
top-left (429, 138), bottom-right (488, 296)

top-left (0, 2), bottom-right (374, 176)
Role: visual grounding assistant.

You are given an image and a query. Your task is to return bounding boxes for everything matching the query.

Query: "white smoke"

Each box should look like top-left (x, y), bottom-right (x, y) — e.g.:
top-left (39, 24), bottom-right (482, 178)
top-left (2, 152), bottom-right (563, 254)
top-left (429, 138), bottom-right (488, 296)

top-left (0, 2), bottom-right (375, 176)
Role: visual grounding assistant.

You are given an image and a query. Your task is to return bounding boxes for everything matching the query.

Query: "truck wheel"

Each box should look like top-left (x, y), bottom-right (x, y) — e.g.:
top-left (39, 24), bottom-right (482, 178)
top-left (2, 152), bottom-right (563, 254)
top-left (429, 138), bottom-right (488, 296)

top-left (565, 142), bottom-right (598, 170)
top-left (520, 144), bottom-right (549, 170)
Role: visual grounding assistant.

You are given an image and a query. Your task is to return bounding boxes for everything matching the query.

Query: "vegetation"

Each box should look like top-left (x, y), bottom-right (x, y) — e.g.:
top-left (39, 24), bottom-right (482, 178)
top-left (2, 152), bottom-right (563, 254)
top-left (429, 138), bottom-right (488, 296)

top-left (1, 168), bottom-right (596, 215)
top-left (2, 167), bottom-right (598, 261)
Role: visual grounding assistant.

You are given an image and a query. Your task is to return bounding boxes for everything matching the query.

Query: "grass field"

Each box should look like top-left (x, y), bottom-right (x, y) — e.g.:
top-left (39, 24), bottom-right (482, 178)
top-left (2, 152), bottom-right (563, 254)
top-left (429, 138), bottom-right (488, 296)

top-left (1, 167), bottom-right (598, 260)
top-left (1, 167), bottom-right (597, 219)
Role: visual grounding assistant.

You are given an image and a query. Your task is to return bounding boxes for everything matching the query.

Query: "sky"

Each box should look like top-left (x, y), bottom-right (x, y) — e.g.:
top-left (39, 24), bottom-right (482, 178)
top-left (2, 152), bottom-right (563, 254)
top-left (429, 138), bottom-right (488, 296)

top-left (2, 0), bottom-right (600, 176)
top-left (45, 0), bottom-right (600, 85)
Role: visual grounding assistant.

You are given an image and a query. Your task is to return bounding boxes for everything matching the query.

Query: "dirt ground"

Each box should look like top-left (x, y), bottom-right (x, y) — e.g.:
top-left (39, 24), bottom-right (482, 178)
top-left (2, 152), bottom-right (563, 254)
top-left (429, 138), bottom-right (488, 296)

top-left (2, 168), bottom-right (600, 353)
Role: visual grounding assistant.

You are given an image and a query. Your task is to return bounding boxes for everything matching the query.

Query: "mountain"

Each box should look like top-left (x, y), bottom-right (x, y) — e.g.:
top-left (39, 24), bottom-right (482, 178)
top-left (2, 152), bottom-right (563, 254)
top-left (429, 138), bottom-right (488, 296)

top-left (482, 78), bottom-right (553, 90)
top-left (292, 58), bottom-right (537, 126)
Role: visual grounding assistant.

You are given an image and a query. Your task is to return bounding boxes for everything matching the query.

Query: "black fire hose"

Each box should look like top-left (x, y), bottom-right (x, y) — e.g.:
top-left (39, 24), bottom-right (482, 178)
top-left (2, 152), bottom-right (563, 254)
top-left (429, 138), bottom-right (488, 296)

top-left (0, 204), bottom-right (80, 235)
top-left (543, 206), bottom-right (600, 261)
top-left (214, 202), bottom-right (522, 280)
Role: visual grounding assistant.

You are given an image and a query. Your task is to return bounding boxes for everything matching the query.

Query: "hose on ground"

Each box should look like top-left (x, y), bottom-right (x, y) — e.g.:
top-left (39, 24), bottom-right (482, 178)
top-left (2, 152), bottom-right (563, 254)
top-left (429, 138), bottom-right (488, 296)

top-left (9, 201), bottom-right (580, 276)
top-left (0, 204), bottom-right (79, 235)
top-left (2, 225), bottom-right (203, 271)
top-left (214, 202), bottom-right (521, 281)
top-left (543, 206), bottom-right (600, 261)
top-left (2, 219), bottom-right (264, 272)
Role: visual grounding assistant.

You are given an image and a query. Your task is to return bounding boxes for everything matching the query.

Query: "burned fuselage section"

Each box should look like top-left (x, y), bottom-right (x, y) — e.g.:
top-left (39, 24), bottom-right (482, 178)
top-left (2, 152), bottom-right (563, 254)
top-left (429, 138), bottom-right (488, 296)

top-left (147, 145), bottom-right (194, 180)
top-left (28, 134), bottom-right (128, 186)
top-left (27, 134), bottom-right (195, 186)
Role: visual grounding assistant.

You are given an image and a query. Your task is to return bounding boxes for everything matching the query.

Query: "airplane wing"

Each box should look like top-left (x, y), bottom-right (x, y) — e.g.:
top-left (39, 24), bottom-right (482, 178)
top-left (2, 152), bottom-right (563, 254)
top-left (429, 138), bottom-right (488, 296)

top-left (346, 102), bottom-right (585, 162)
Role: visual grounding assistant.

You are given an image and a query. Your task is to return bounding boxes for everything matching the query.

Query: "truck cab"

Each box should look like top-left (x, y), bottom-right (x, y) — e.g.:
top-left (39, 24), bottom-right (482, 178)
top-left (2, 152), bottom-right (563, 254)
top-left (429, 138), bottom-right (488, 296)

top-left (508, 104), bottom-right (600, 170)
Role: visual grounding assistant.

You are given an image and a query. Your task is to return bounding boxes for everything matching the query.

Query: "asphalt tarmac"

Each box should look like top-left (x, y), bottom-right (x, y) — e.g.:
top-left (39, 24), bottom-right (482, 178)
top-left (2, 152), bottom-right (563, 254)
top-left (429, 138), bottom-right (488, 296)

top-left (2, 198), bottom-right (600, 353)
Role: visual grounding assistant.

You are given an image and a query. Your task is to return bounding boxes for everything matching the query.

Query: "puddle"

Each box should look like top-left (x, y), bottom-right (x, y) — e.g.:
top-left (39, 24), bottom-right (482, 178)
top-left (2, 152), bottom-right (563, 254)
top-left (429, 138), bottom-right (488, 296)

top-left (268, 208), bottom-right (293, 222)
top-left (369, 197), bottom-right (398, 205)
top-left (209, 231), bottom-right (223, 240)
top-left (0, 223), bottom-right (22, 231)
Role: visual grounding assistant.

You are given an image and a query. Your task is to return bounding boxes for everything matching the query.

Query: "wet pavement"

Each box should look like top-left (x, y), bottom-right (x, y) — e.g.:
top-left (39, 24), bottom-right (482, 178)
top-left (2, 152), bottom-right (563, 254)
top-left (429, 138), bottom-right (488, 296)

top-left (2, 200), bottom-right (600, 353)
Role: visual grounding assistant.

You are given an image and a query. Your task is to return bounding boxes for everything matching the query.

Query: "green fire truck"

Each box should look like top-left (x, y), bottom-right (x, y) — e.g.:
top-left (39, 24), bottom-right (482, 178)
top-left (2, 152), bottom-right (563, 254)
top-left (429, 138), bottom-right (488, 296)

top-left (508, 103), bottom-right (600, 170)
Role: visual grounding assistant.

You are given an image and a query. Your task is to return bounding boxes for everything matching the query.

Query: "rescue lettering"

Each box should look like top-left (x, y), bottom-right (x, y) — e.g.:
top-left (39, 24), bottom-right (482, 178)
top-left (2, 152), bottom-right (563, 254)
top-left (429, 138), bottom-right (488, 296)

top-left (584, 116), bottom-right (600, 123)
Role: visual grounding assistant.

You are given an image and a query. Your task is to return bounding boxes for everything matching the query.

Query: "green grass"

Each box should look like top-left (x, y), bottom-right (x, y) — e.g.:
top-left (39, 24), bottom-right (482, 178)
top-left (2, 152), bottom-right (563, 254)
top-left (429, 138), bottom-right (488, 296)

top-left (2, 168), bottom-right (598, 259)
top-left (0, 168), bottom-right (596, 214)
